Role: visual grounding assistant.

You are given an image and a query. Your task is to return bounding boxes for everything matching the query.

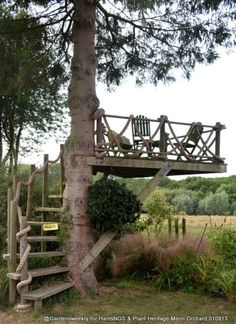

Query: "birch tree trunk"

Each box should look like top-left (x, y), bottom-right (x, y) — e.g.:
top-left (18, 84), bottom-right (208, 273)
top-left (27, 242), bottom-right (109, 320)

top-left (63, 0), bottom-right (99, 294)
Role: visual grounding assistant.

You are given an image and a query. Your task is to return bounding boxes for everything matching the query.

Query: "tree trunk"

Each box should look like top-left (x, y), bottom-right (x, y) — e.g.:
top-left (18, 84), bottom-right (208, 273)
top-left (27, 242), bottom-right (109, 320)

top-left (63, 0), bottom-right (99, 295)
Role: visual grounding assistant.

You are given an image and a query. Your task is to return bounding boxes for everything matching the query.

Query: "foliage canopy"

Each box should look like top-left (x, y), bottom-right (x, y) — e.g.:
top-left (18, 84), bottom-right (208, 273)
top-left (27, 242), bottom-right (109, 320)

top-left (1, 0), bottom-right (236, 88)
top-left (0, 5), bottom-right (68, 170)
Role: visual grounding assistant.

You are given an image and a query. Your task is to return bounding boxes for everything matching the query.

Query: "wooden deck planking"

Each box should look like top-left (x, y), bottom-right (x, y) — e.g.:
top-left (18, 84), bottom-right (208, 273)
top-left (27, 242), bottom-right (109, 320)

top-left (87, 157), bottom-right (226, 177)
top-left (7, 265), bottom-right (69, 280)
top-left (23, 282), bottom-right (73, 301)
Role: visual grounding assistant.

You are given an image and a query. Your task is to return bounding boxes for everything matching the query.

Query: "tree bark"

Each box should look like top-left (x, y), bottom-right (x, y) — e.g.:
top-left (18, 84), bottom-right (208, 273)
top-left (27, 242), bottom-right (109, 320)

top-left (63, 0), bottom-right (99, 295)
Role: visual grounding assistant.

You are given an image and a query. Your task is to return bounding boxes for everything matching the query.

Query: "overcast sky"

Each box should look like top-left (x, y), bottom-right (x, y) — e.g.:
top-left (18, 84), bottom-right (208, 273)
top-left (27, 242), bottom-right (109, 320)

top-left (24, 50), bottom-right (236, 178)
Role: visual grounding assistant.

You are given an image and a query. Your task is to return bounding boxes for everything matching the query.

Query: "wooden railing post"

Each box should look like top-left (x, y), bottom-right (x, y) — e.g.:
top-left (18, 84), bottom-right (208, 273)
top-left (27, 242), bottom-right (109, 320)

top-left (41, 154), bottom-right (49, 252)
top-left (26, 164), bottom-right (35, 221)
top-left (9, 200), bottom-right (17, 304)
top-left (19, 216), bottom-right (29, 304)
top-left (159, 115), bottom-right (167, 157)
top-left (215, 122), bottom-right (222, 158)
top-left (60, 144), bottom-right (65, 198)
top-left (96, 116), bottom-right (103, 145)
top-left (13, 174), bottom-right (18, 196)
top-left (7, 188), bottom-right (13, 254)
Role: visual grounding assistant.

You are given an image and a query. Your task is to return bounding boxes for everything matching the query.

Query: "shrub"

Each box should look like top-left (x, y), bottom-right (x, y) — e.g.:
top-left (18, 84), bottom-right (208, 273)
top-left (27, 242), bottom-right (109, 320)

top-left (153, 236), bottom-right (207, 291)
top-left (88, 177), bottom-right (141, 232)
top-left (213, 270), bottom-right (236, 301)
top-left (144, 190), bottom-right (172, 237)
top-left (207, 227), bottom-right (236, 264)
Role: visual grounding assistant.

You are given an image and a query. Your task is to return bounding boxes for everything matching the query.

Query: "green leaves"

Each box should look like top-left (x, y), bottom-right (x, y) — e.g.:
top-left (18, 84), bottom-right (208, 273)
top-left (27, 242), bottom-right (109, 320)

top-left (0, 5), bottom-right (68, 168)
top-left (97, 0), bottom-right (236, 86)
top-left (88, 177), bottom-right (141, 232)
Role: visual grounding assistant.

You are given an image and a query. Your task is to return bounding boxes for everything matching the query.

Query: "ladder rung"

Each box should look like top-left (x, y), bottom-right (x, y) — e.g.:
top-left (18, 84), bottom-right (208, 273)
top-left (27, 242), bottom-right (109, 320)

top-left (34, 207), bottom-right (62, 213)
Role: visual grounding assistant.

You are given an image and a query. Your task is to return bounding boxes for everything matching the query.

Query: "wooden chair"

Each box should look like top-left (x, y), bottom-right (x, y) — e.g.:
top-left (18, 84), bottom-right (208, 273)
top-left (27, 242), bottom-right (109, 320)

top-left (106, 130), bottom-right (132, 154)
top-left (176, 122), bottom-right (203, 159)
top-left (132, 115), bottom-right (151, 150)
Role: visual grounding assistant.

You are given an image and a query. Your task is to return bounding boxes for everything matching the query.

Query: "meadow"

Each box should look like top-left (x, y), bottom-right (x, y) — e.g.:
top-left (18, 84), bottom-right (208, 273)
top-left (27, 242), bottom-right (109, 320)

top-left (159, 215), bottom-right (236, 238)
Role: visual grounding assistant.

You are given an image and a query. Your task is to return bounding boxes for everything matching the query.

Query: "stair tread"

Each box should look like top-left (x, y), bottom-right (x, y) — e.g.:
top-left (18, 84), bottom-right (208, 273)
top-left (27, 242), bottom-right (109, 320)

top-left (28, 221), bottom-right (60, 226)
top-left (7, 265), bottom-right (69, 280)
top-left (3, 251), bottom-right (64, 260)
top-left (27, 251), bottom-right (65, 258)
top-left (48, 195), bottom-right (63, 199)
top-left (28, 236), bottom-right (59, 242)
top-left (34, 207), bottom-right (62, 212)
top-left (23, 281), bottom-right (73, 300)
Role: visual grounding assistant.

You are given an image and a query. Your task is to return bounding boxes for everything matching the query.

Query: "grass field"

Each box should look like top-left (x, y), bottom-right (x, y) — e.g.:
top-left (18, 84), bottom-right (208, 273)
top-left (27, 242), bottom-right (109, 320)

top-left (0, 280), bottom-right (236, 324)
top-left (161, 215), bottom-right (236, 238)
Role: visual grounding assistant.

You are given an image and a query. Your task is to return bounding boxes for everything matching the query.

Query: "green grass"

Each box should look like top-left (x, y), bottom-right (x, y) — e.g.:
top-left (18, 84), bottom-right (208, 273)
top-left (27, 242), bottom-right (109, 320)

top-left (0, 280), bottom-right (235, 323)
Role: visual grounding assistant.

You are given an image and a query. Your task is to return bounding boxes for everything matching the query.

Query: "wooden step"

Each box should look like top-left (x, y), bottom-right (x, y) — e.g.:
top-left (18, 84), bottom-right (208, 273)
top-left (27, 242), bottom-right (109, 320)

top-left (3, 251), bottom-right (65, 260)
top-left (28, 236), bottom-right (59, 242)
top-left (48, 195), bottom-right (63, 199)
top-left (34, 207), bottom-right (62, 213)
top-left (23, 281), bottom-right (73, 311)
top-left (28, 221), bottom-right (60, 226)
top-left (7, 265), bottom-right (69, 280)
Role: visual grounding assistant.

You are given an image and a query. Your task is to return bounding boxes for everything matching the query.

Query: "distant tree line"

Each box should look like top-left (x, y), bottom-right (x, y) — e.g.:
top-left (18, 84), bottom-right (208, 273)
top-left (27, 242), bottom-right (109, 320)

top-left (117, 175), bottom-right (236, 216)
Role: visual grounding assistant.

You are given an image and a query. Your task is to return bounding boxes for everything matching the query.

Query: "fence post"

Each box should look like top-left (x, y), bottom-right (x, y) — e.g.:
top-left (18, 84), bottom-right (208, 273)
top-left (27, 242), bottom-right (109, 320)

top-left (9, 200), bottom-right (17, 304)
top-left (26, 165), bottom-right (35, 221)
top-left (168, 218), bottom-right (172, 236)
top-left (175, 218), bottom-right (179, 240)
top-left (182, 218), bottom-right (186, 237)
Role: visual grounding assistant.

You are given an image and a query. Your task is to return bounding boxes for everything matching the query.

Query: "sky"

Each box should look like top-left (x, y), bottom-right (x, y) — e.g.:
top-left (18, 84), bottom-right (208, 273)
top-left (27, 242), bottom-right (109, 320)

top-left (24, 50), bottom-right (236, 178)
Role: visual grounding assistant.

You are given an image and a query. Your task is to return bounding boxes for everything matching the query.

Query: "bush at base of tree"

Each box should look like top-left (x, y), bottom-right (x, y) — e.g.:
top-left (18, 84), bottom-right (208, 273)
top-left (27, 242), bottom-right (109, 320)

top-left (88, 177), bottom-right (141, 233)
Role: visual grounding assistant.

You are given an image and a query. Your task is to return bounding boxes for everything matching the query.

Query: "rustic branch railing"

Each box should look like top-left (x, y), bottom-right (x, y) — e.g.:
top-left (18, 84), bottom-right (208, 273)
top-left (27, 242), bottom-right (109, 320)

top-left (94, 110), bottom-right (225, 163)
top-left (7, 146), bottom-right (64, 310)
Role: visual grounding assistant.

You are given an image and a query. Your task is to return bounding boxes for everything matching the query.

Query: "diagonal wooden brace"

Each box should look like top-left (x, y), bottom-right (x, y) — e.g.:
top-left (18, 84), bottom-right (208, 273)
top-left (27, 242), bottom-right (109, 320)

top-left (79, 161), bottom-right (172, 273)
top-left (79, 231), bottom-right (117, 273)
top-left (137, 161), bottom-right (172, 204)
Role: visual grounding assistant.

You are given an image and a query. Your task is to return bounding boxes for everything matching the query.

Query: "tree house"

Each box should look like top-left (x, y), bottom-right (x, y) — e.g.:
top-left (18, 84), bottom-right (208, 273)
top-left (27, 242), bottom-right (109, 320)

top-left (92, 110), bottom-right (226, 178)
top-left (3, 111), bottom-right (226, 312)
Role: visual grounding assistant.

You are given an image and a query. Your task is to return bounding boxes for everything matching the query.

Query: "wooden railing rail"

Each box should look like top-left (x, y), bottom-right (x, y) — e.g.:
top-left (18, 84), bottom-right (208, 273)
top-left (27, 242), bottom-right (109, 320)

top-left (94, 112), bottom-right (225, 163)
top-left (7, 146), bottom-right (64, 308)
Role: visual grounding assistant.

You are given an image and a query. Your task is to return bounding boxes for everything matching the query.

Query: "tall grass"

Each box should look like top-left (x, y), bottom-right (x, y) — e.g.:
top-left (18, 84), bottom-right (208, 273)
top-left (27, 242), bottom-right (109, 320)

top-left (110, 234), bottom-right (207, 291)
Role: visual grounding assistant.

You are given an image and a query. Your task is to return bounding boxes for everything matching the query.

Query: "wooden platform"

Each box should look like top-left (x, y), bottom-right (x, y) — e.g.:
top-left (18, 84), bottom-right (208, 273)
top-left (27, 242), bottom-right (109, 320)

top-left (88, 156), bottom-right (227, 178)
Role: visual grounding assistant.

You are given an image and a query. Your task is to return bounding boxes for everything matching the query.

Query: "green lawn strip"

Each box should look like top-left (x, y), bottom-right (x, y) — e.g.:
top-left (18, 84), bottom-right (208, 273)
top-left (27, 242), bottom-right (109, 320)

top-left (0, 281), bottom-right (235, 323)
